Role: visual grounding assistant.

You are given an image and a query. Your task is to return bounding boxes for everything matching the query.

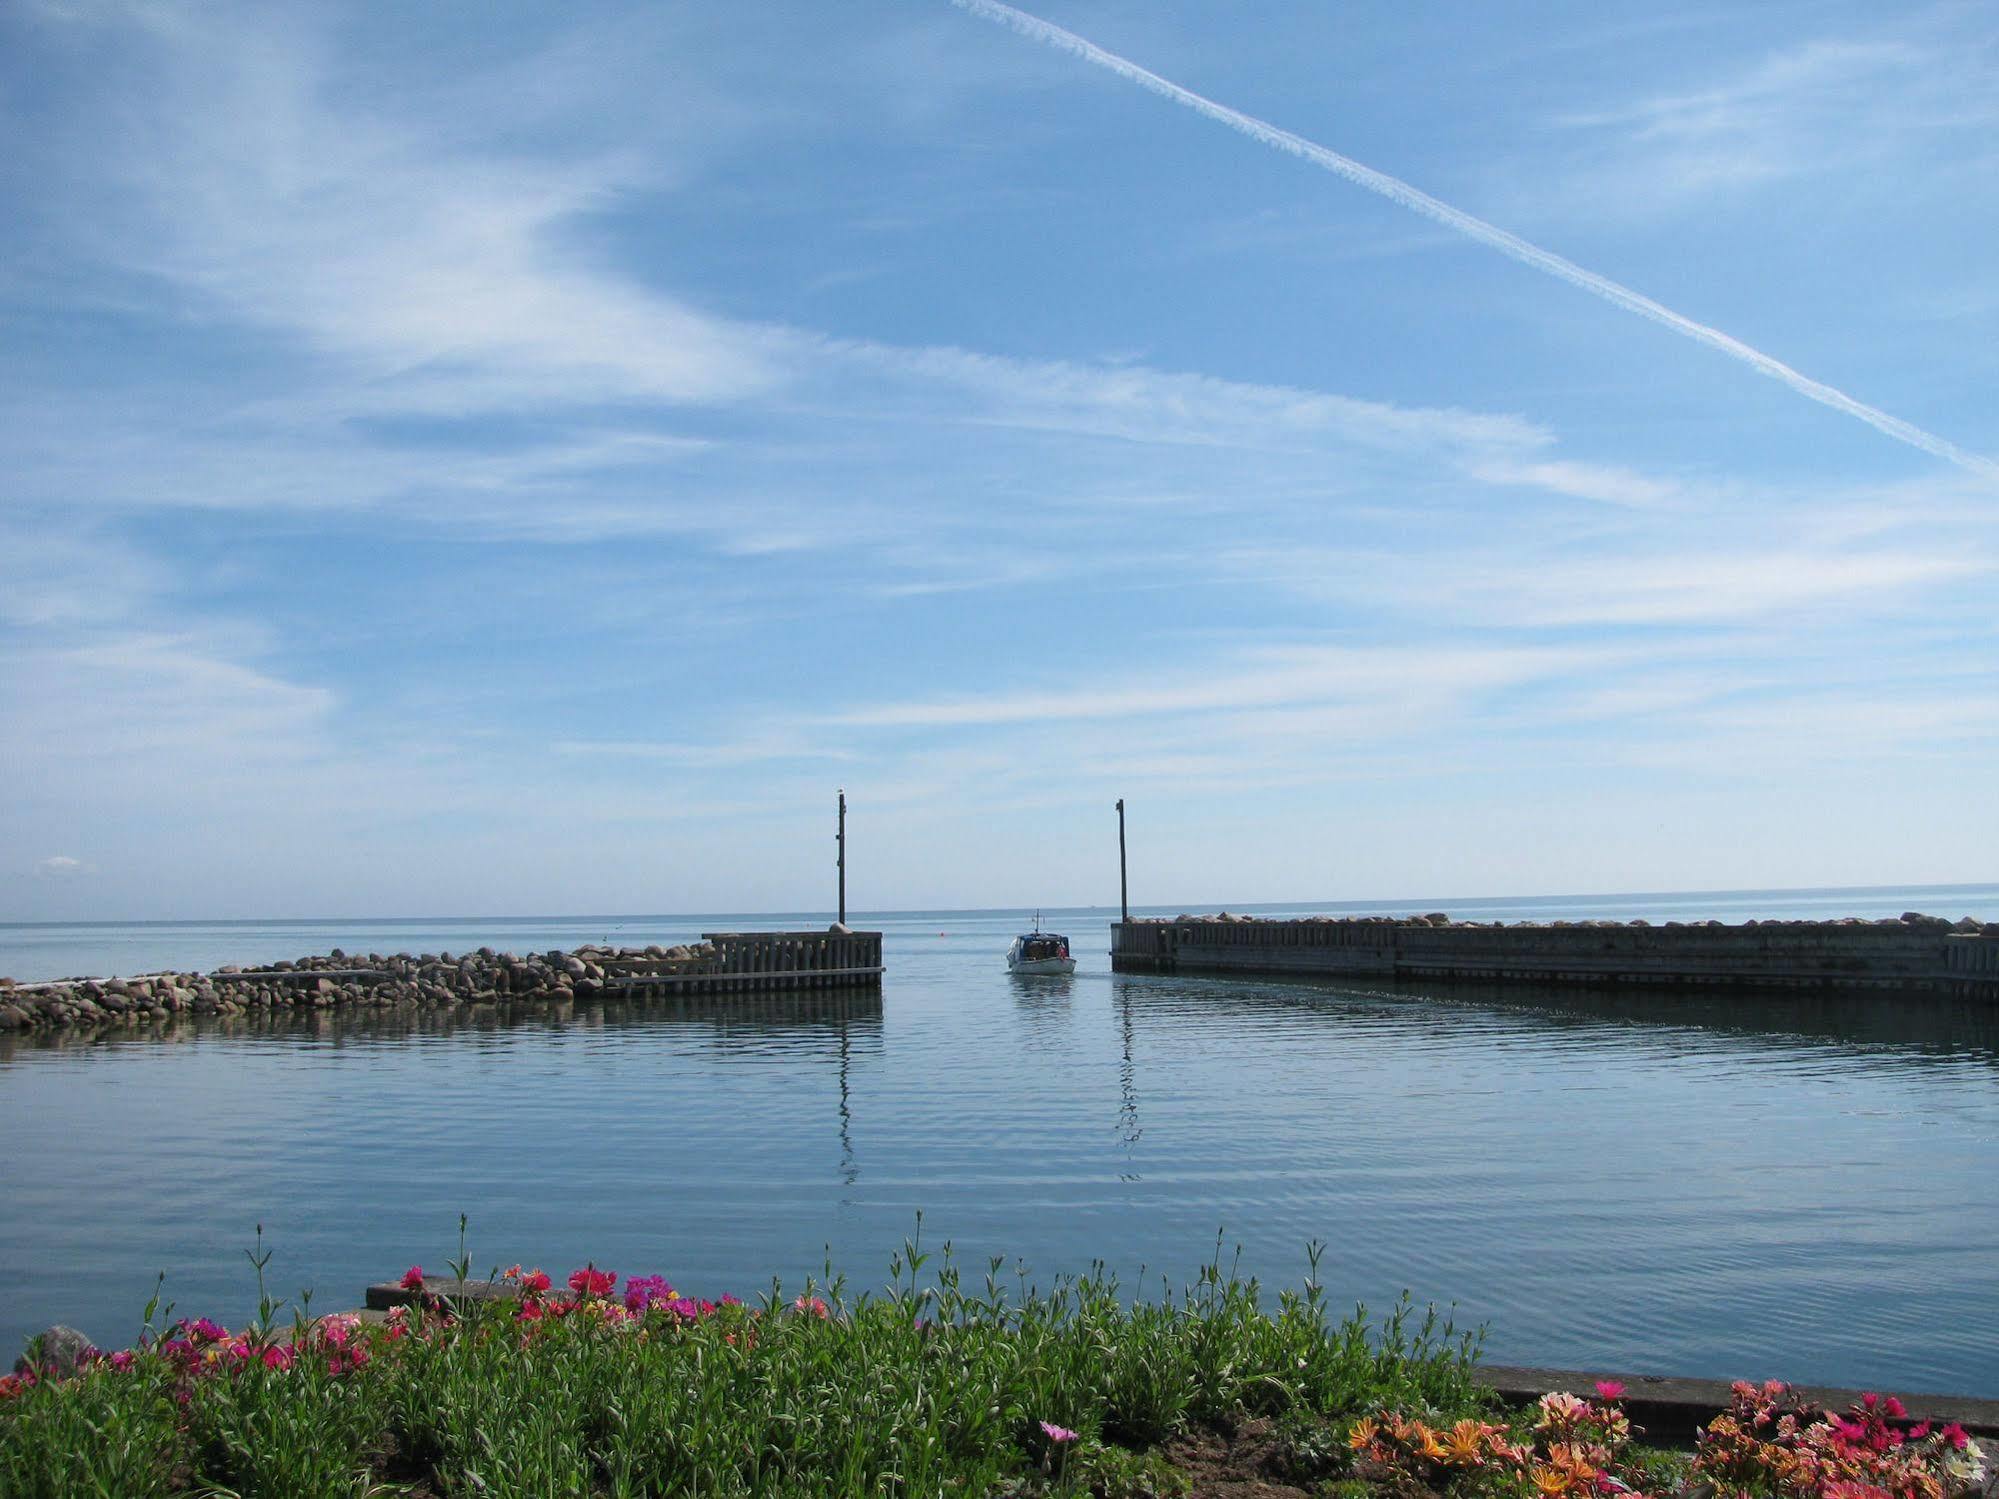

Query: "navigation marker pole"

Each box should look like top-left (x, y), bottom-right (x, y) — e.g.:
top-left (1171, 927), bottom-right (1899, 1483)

top-left (1116, 798), bottom-right (1128, 924)
top-left (837, 790), bottom-right (847, 926)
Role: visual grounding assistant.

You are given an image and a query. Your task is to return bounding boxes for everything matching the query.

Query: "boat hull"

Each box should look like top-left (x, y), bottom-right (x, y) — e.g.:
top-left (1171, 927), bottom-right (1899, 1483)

top-left (1007, 956), bottom-right (1077, 975)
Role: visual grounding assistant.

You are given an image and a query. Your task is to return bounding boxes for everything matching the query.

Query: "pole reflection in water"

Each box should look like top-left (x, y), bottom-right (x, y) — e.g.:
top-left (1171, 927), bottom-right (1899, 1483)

top-left (1116, 986), bottom-right (1143, 1177)
top-left (838, 1019), bottom-right (856, 1190)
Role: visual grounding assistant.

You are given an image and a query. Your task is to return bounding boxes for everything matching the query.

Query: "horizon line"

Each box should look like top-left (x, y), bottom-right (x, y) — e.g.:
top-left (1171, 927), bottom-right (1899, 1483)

top-left (6, 878), bottom-right (1997, 930)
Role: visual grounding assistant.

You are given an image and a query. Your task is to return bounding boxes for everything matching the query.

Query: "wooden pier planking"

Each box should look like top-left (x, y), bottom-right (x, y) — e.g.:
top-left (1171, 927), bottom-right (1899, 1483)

top-left (599, 930), bottom-right (882, 996)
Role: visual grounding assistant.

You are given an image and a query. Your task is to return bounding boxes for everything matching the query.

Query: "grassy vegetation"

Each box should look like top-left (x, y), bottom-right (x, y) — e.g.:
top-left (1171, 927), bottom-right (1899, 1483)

top-left (1, 1230), bottom-right (1488, 1497)
top-left (1, 1227), bottom-right (1987, 1499)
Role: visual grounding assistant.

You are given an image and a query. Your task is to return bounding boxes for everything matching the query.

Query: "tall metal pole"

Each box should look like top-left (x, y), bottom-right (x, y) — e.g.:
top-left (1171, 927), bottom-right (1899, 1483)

top-left (1116, 798), bottom-right (1128, 924)
top-left (837, 790), bottom-right (847, 926)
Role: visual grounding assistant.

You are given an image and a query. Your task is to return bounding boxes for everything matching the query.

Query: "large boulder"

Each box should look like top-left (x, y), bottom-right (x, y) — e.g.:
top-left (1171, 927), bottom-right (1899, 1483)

top-left (15, 1324), bottom-right (94, 1378)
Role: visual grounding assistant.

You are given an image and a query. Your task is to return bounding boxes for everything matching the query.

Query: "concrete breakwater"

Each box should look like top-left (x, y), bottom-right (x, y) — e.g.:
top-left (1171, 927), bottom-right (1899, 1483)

top-left (0, 929), bottom-right (884, 1034)
top-left (1111, 911), bottom-right (1999, 998)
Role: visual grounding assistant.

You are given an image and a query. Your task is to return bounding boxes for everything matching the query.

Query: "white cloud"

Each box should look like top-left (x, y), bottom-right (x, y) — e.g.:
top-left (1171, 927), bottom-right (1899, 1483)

top-left (1541, 33), bottom-right (1999, 214)
top-left (835, 640), bottom-right (1605, 731)
top-left (34, 855), bottom-right (93, 878)
top-left (553, 737), bottom-right (856, 768)
top-left (1467, 458), bottom-right (1682, 510)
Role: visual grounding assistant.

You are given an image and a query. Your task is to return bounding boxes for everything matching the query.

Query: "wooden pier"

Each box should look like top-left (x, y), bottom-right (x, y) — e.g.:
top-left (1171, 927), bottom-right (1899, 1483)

top-left (1110, 916), bottom-right (1999, 998)
top-left (600, 929), bottom-right (882, 994)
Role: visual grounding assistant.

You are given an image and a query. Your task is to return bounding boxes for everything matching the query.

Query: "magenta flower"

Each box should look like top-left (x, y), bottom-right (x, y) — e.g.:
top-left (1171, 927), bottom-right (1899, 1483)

top-left (261, 1344), bottom-right (294, 1371)
top-left (624, 1274), bottom-right (678, 1314)
top-left (568, 1266), bottom-right (617, 1298)
top-left (399, 1265), bottom-right (424, 1291)
top-left (1040, 1421), bottom-right (1080, 1444)
top-left (1594, 1380), bottom-right (1627, 1401)
top-left (108, 1350), bottom-right (135, 1372)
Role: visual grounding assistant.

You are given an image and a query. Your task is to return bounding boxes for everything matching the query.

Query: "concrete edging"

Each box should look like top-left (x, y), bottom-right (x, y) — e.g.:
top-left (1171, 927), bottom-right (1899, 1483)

top-left (1479, 1364), bottom-right (1999, 1446)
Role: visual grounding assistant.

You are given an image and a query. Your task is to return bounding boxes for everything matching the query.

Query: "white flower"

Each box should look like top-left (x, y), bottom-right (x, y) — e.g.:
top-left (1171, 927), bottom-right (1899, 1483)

top-left (1941, 1436), bottom-right (1986, 1487)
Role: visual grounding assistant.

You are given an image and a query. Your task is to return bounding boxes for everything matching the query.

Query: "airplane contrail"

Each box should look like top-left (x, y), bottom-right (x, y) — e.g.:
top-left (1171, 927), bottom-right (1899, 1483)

top-left (952, 0), bottom-right (1999, 482)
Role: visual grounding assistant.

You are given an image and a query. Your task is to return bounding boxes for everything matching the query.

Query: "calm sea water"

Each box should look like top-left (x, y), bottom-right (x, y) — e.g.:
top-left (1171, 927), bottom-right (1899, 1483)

top-left (3, 884), bottom-right (1997, 1395)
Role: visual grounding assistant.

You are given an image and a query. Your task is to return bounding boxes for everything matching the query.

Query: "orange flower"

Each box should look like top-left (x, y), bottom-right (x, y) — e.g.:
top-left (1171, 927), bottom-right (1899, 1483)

top-left (1348, 1417), bottom-right (1382, 1452)
top-left (1546, 1442), bottom-right (1600, 1486)
top-left (1415, 1427), bottom-right (1452, 1464)
top-left (1532, 1464), bottom-right (1576, 1495)
top-left (1443, 1420), bottom-right (1490, 1466)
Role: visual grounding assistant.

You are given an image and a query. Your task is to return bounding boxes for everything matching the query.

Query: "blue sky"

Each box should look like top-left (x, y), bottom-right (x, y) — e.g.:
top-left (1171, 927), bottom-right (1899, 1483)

top-left (3, 0), bottom-right (1995, 921)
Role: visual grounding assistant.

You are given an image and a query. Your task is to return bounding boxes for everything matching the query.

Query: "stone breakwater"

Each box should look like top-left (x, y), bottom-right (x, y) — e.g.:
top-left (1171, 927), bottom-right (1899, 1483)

top-left (1129, 911), bottom-right (1999, 935)
top-left (1111, 911), bottom-right (1999, 997)
top-left (0, 943), bottom-right (716, 1034)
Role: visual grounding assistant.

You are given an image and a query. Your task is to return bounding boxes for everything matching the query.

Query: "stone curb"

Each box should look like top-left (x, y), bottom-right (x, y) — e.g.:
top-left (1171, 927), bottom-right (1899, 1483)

top-left (1479, 1363), bottom-right (1999, 1445)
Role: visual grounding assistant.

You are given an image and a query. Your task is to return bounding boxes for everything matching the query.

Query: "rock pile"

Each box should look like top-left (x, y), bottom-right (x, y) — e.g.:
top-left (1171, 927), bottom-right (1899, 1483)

top-left (0, 944), bottom-right (719, 1034)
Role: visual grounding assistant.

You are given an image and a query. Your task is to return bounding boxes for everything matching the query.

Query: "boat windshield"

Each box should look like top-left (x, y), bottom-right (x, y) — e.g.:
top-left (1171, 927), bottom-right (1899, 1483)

top-left (1018, 936), bottom-right (1069, 961)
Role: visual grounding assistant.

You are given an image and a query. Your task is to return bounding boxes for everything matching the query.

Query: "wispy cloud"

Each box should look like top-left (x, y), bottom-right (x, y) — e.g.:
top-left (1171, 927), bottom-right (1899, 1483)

top-left (1223, 532), bottom-right (1990, 629)
top-left (1467, 458), bottom-right (1683, 510)
top-left (554, 736), bottom-right (856, 768)
top-left (1558, 38), bottom-right (1992, 199)
top-left (833, 640), bottom-right (1604, 731)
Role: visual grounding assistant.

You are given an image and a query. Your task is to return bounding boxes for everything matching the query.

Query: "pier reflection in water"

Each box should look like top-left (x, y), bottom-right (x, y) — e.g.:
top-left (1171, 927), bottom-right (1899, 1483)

top-left (3, 905), bottom-right (1998, 1397)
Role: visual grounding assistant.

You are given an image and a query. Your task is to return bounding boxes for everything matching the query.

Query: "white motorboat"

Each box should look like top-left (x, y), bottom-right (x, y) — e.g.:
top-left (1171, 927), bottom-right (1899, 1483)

top-left (1006, 924), bottom-right (1076, 975)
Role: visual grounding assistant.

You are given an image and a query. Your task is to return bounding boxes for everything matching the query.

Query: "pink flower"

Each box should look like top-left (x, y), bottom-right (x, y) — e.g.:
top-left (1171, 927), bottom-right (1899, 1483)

top-left (108, 1350), bottom-right (135, 1372)
top-left (1594, 1380), bottom-right (1627, 1402)
top-left (520, 1269), bottom-right (551, 1296)
top-left (793, 1294), bottom-right (830, 1319)
top-left (568, 1266), bottom-right (616, 1298)
top-left (1940, 1423), bottom-right (1969, 1451)
top-left (1882, 1396), bottom-right (1907, 1420)
top-left (260, 1345), bottom-right (294, 1371)
top-left (399, 1266), bottom-right (424, 1291)
top-left (1040, 1421), bottom-right (1080, 1444)
top-left (624, 1275), bottom-right (678, 1315)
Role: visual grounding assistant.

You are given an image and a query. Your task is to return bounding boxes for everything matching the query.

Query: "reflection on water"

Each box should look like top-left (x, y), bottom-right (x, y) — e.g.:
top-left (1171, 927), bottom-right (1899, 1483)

top-left (0, 990), bottom-right (885, 1062)
top-left (2, 904), bottom-right (1998, 1398)
top-left (1109, 971), bottom-right (1999, 1071)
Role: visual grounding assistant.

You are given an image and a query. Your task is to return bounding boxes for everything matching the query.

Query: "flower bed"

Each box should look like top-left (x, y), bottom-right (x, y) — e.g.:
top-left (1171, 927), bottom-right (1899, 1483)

top-left (1, 1240), bottom-right (1990, 1498)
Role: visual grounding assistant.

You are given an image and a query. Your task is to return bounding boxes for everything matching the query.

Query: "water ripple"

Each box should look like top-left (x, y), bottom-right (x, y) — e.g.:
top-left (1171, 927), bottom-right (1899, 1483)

top-left (3, 908), bottom-right (1997, 1394)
